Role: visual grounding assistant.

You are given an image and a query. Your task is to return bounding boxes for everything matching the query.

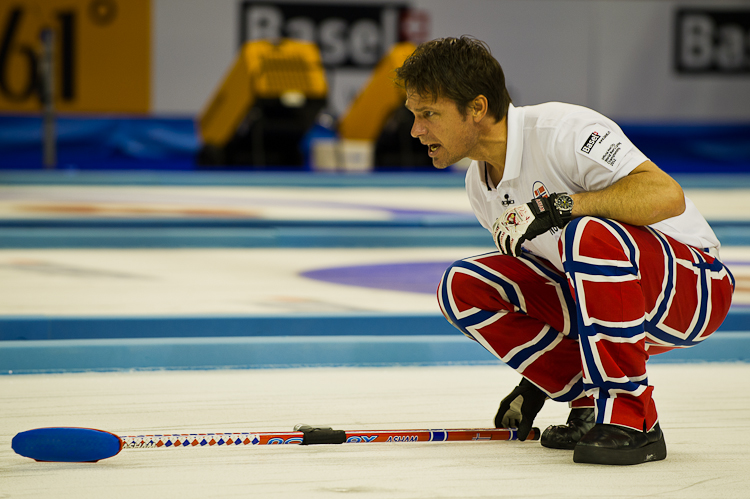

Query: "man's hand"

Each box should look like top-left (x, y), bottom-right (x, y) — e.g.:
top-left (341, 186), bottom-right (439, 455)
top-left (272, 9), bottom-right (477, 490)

top-left (494, 378), bottom-right (548, 441)
top-left (492, 193), bottom-right (572, 256)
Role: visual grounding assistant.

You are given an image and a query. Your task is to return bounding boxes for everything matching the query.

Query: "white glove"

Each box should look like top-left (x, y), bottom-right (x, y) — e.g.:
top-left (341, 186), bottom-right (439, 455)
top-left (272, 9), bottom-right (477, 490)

top-left (492, 194), bottom-right (571, 257)
top-left (492, 204), bottom-right (537, 257)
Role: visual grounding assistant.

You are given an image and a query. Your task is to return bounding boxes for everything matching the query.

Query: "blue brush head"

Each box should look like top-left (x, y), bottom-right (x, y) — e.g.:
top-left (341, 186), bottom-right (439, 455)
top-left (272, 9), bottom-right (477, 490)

top-left (12, 427), bottom-right (123, 463)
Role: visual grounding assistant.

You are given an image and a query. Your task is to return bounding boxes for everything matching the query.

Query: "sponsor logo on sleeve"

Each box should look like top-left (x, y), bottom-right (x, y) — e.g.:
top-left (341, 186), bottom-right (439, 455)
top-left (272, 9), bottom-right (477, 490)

top-left (581, 132), bottom-right (599, 153)
top-left (581, 130), bottom-right (610, 154)
top-left (577, 125), bottom-right (631, 171)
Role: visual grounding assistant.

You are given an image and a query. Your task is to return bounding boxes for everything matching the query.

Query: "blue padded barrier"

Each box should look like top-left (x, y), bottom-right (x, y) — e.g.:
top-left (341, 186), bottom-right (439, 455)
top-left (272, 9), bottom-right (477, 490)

top-left (1, 115), bottom-right (748, 172)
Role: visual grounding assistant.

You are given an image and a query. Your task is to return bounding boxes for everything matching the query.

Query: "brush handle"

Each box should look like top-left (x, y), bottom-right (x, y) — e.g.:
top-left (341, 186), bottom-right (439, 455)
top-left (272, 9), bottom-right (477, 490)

top-left (13, 426), bottom-right (540, 462)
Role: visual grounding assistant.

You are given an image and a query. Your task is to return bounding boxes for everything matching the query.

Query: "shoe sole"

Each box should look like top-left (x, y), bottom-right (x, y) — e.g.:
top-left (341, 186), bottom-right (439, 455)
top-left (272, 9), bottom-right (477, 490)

top-left (573, 435), bottom-right (667, 465)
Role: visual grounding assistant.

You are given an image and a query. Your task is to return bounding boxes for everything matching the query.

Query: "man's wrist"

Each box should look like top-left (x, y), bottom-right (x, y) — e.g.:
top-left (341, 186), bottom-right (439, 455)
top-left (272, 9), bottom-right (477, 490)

top-left (552, 193), bottom-right (573, 226)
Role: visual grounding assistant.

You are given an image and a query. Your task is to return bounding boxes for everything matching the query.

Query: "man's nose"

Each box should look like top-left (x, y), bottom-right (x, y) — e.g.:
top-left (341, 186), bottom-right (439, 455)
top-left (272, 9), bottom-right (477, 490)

top-left (411, 119), bottom-right (425, 138)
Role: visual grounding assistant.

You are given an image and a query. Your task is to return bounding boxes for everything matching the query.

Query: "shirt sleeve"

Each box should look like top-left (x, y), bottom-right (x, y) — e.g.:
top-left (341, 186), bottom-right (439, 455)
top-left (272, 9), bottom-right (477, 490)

top-left (556, 113), bottom-right (650, 192)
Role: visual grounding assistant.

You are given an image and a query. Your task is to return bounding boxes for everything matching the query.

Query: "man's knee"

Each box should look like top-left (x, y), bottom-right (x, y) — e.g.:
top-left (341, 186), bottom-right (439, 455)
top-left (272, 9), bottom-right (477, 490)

top-left (437, 254), bottom-right (515, 315)
top-left (560, 216), bottom-right (604, 250)
top-left (560, 216), bottom-right (635, 270)
top-left (438, 258), bottom-right (469, 315)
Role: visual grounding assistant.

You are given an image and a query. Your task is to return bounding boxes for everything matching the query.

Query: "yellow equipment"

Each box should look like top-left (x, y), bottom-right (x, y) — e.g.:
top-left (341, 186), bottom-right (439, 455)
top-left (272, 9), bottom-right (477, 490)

top-left (198, 39), bottom-right (328, 166)
top-left (338, 42), bottom-right (416, 141)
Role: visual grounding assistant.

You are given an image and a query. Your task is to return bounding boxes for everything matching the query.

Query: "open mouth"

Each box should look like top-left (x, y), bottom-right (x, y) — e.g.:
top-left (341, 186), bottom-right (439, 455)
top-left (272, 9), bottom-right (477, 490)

top-left (427, 144), bottom-right (440, 156)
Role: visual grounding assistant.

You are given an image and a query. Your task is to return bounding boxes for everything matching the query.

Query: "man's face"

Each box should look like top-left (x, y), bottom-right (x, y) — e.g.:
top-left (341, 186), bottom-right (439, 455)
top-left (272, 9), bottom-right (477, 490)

top-left (405, 91), bottom-right (478, 169)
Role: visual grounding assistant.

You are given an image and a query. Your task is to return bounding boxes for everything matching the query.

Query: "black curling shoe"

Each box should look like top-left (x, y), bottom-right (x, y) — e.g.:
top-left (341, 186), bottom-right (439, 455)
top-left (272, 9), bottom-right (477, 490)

top-left (541, 407), bottom-right (595, 450)
top-left (573, 423), bottom-right (667, 465)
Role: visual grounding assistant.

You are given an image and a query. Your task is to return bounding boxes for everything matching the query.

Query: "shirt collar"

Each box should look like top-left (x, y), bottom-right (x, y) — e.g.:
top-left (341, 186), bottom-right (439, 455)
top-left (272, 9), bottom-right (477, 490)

top-left (479, 103), bottom-right (524, 194)
top-left (499, 103), bottom-right (524, 184)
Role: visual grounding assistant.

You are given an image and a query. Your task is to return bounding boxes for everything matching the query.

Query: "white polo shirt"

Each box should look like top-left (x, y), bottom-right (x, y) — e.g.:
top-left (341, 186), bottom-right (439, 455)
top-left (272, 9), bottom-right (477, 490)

top-left (466, 102), bottom-right (720, 271)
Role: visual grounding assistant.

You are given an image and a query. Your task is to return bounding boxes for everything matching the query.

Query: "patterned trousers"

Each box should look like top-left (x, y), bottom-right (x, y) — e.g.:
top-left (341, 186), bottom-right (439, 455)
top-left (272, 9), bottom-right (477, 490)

top-left (438, 217), bottom-right (735, 431)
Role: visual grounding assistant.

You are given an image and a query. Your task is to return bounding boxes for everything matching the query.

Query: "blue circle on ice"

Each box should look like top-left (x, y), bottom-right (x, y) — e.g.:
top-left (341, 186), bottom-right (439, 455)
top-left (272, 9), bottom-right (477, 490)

top-left (300, 261), bottom-right (451, 294)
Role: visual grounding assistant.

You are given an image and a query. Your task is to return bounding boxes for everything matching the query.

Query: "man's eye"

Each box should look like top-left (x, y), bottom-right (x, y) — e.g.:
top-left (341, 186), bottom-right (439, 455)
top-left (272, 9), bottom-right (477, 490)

top-left (424, 111), bottom-right (434, 118)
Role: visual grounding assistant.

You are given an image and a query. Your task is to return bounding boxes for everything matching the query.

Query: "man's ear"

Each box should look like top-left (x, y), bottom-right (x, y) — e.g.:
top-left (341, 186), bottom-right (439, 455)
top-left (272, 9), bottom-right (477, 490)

top-left (471, 95), bottom-right (489, 122)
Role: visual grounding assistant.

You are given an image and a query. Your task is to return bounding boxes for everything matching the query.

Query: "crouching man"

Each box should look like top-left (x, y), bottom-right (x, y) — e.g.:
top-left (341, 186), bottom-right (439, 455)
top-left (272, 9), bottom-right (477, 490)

top-left (396, 36), bottom-right (734, 465)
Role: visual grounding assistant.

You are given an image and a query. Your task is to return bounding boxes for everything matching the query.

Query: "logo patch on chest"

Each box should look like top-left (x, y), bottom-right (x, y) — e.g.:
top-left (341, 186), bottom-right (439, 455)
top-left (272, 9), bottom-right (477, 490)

top-left (532, 181), bottom-right (549, 199)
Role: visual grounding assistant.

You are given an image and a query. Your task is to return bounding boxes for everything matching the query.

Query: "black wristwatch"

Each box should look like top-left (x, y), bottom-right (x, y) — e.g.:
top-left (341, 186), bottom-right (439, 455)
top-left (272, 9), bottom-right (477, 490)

top-left (553, 193), bottom-right (574, 225)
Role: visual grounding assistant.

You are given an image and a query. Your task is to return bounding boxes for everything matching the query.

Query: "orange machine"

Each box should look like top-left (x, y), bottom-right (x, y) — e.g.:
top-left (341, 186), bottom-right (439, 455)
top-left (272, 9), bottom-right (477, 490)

top-left (338, 42), bottom-right (416, 142)
top-left (198, 39), bottom-right (328, 166)
top-left (337, 42), bottom-right (431, 169)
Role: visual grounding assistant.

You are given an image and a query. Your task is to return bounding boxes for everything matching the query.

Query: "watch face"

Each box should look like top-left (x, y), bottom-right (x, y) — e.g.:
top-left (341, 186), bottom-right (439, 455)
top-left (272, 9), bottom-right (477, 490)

top-left (555, 195), bottom-right (573, 212)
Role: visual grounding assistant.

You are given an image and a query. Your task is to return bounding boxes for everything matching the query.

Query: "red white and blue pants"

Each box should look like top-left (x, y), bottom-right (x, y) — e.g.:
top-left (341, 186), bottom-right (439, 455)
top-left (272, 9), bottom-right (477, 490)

top-left (438, 217), bottom-right (735, 431)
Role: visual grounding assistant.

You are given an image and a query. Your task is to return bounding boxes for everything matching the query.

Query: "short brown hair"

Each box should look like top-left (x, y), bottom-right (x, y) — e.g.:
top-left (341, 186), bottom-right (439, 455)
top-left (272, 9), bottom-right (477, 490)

top-left (395, 36), bottom-right (511, 122)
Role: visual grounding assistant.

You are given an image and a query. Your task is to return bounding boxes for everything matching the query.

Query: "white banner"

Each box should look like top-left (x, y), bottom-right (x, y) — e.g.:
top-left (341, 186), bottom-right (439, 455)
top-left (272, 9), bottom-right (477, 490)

top-left (153, 0), bottom-right (750, 122)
